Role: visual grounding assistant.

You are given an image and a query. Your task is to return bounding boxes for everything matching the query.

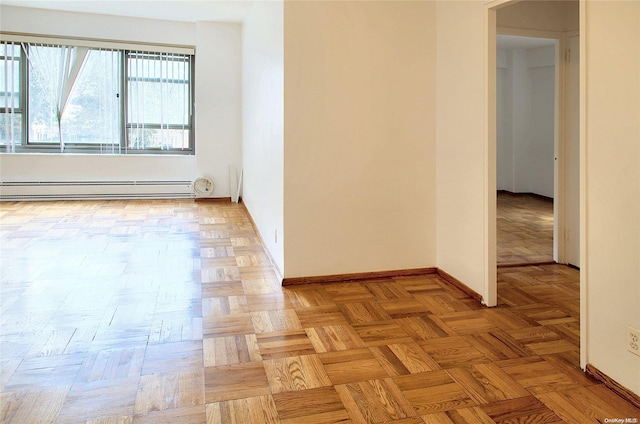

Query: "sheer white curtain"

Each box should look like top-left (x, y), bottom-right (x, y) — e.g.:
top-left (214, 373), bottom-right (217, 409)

top-left (78, 48), bottom-right (120, 153)
top-left (22, 43), bottom-right (88, 151)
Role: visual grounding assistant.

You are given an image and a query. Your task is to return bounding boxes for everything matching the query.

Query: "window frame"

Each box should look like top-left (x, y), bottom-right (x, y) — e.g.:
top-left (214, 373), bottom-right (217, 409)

top-left (0, 36), bottom-right (195, 155)
top-left (124, 50), bottom-right (195, 154)
top-left (0, 42), bottom-right (27, 148)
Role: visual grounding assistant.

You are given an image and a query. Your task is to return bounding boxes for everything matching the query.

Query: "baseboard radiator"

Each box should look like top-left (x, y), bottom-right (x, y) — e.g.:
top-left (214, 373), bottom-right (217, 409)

top-left (0, 180), bottom-right (194, 201)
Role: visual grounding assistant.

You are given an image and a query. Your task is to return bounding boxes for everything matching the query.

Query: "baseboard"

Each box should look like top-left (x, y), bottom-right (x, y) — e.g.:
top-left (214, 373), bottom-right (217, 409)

top-left (436, 268), bottom-right (484, 304)
top-left (238, 200), bottom-right (283, 283)
top-left (497, 261), bottom-right (556, 268)
top-left (282, 267), bottom-right (437, 286)
top-left (497, 190), bottom-right (553, 203)
top-left (585, 364), bottom-right (640, 409)
top-left (282, 267), bottom-right (485, 306)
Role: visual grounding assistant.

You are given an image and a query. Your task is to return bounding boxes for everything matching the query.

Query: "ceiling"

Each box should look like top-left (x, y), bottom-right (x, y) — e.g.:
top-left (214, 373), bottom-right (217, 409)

top-left (0, 0), bottom-right (255, 22)
top-left (2, 2), bottom-right (561, 46)
top-left (497, 34), bottom-right (556, 50)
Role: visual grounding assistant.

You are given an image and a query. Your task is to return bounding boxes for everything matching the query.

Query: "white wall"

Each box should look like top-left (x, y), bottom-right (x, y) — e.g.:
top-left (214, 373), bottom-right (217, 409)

top-left (496, 51), bottom-right (513, 192)
top-left (584, 0), bottom-right (640, 396)
top-left (283, 0), bottom-right (436, 278)
top-left (436, 0), bottom-right (489, 301)
top-left (195, 21), bottom-right (242, 198)
top-left (0, 5), bottom-right (195, 46)
top-left (526, 47), bottom-right (555, 197)
top-left (0, 6), bottom-right (242, 198)
top-left (511, 49), bottom-right (533, 194)
top-left (497, 44), bottom-right (555, 198)
top-left (242, 1), bottom-right (284, 274)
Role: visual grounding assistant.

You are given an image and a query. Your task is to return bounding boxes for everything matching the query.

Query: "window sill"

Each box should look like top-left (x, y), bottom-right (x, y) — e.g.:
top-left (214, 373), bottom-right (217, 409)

top-left (0, 151), bottom-right (195, 158)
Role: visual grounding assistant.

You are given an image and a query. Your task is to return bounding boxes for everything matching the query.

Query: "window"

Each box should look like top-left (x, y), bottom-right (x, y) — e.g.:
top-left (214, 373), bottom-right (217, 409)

top-left (0, 39), bottom-right (194, 154)
top-left (0, 42), bottom-right (24, 150)
top-left (127, 52), bottom-right (192, 150)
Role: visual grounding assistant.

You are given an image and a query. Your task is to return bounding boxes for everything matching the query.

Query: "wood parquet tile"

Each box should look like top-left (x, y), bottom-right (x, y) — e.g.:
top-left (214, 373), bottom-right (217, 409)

top-left (133, 405), bottom-right (206, 424)
top-left (369, 343), bottom-right (439, 376)
top-left (495, 356), bottom-right (584, 395)
top-left (203, 334), bottom-right (261, 366)
top-left (422, 406), bottom-right (495, 424)
top-left (271, 386), bottom-right (350, 424)
top-left (351, 320), bottom-right (413, 347)
top-left (481, 396), bottom-right (562, 423)
top-left (393, 369), bottom-right (477, 414)
top-left (295, 305), bottom-right (348, 327)
top-left (338, 302), bottom-right (392, 324)
top-left (305, 324), bottom-right (365, 352)
top-left (418, 336), bottom-right (492, 369)
top-left (1, 199), bottom-right (638, 423)
top-left (255, 329), bottom-right (316, 360)
top-left (205, 395), bottom-right (279, 424)
top-left (250, 309), bottom-right (302, 334)
top-left (336, 378), bottom-right (416, 423)
top-left (263, 354), bottom-right (331, 393)
top-left (319, 348), bottom-right (389, 385)
top-left (204, 362), bottom-right (270, 403)
top-left (134, 369), bottom-right (204, 414)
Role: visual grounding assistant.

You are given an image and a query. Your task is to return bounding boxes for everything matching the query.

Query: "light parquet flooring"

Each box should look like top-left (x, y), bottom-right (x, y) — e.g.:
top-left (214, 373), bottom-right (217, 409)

top-left (497, 192), bottom-right (554, 265)
top-left (1, 199), bottom-right (638, 423)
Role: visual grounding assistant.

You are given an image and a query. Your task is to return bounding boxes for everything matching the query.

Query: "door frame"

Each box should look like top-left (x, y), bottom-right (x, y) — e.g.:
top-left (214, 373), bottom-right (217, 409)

top-left (484, 0), bottom-right (586, 368)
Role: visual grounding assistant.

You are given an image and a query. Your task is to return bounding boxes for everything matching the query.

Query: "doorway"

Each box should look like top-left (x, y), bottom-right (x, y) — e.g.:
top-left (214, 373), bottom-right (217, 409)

top-left (496, 34), bottom-right (558, 266)
top-left (485, 0), bottom-right (583, 367)
top-left (485, 0), bottom-right (581, 301)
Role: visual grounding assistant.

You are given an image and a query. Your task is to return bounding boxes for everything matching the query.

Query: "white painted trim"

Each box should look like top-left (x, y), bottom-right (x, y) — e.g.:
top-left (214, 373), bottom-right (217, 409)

top-left (485, 0), bottom-right (523, 10)
top-left (578, 0), bottom-right (588, 371)
top-left (0, 32), bottom-right (195, 55)
top-left (559, 29), bottom-right (581, 269)
top-left (484, 5), bottom-right (498, 307)
top-left (556, 34), bottom-right (567, 265)
top-left (497, 26), bottom-right (565, 39)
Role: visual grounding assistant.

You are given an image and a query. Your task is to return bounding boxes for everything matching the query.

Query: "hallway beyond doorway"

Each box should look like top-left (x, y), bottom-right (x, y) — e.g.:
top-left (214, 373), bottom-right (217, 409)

top-left (497, 191), bottom-right (554, 266)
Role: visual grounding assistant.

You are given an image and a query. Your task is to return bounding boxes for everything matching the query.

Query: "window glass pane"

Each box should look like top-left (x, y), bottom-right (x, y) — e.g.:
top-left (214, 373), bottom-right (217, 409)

top-left (0, 44), bottom-right (21, 57)
top-left (28, 45), bottom-right (64, 144)
top-left (0, 58), bottom-right (20, 108)
top-left (127, 53), bottom-right (190, 126)
top-left (62, 49), bottom-right (120, 145)
top-left (128, 80), bottom-right (189, 124)
top-left (0, 112), bottom-right (22, 145)
top-left (127, 128), bottom-right (189, 150)
top-left (28, 47), bottom-right (120, 145)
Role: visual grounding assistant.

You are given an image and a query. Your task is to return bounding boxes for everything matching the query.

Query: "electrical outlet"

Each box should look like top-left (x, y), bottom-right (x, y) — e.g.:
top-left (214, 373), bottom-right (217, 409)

top-left (628, 326), bottom-right (640, 356)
